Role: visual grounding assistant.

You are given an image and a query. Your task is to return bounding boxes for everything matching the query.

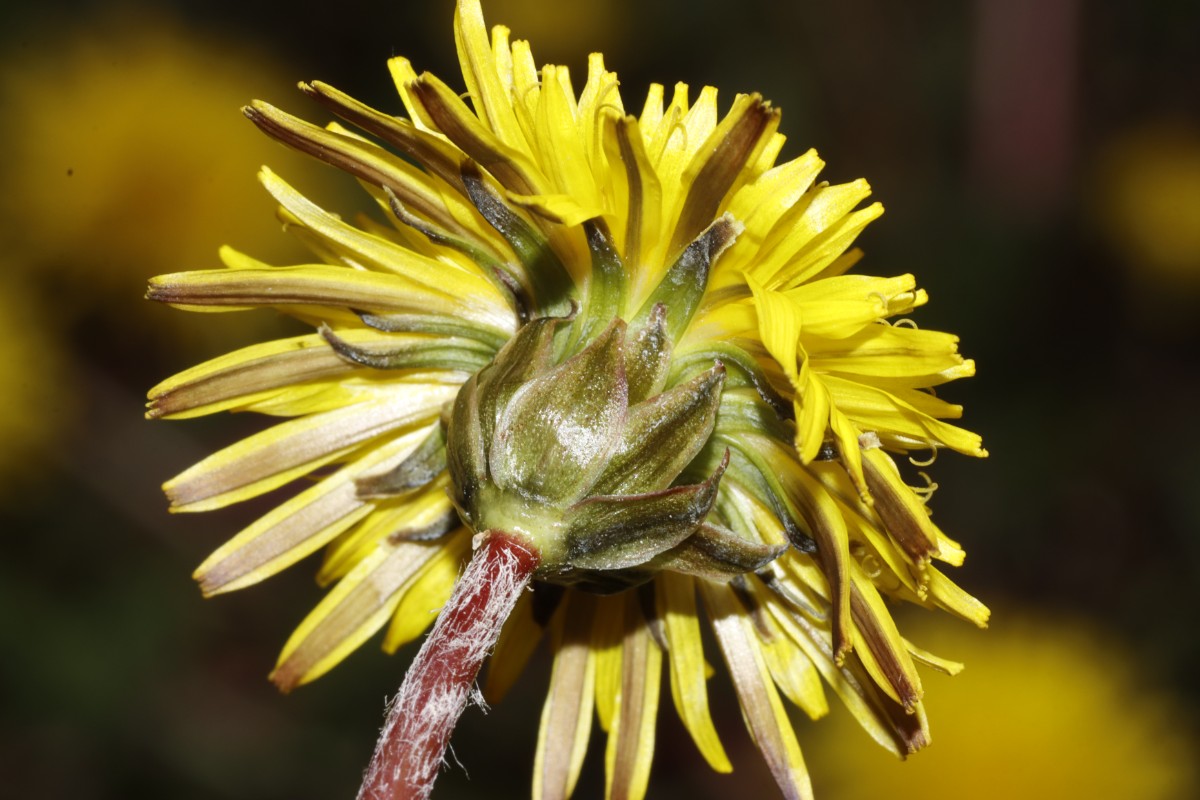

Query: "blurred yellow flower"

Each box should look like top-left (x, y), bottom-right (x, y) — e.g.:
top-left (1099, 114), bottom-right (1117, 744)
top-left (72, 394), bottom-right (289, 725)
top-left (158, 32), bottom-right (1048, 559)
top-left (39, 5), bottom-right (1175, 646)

top-left (0, 6), bottom-right (342, 350)
top-left (0, 276), bottom-right (69, 487)
top-left (1094, 121), bottom-right (1200, 288)
top-left (803, 614), bottom-right (1199, 799)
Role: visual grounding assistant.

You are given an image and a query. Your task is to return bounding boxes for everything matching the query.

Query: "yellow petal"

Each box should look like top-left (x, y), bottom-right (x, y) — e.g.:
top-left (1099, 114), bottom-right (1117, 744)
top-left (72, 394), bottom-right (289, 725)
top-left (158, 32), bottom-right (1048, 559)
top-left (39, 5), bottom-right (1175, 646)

top-left (926, 567), bottom-right (991, 628)
top-left (318, 478), bottom-right (453, 585)
top-left (645, 82), bottom-right (689, 170)
top-left (656, 573), bottom-right (732, 772)
top-left (270, 534), bottom-right (455, 691)
top-left (592, 593), bottom-right (626, 733)
top-left (453, 0), bottom-right (529, 154)
top-left (601, 112), bottom-right (664, 306)
top-left (806, 321), bottom-right (969, 384)
top-left (830, 404), bottom-right (868, 501)
top-left (714, 150), bottom-right (825, 285)
top-left (905, 637), bottom-right (964, 676)
top-left (794, 379), bottom-right (832, 465)
top-left (604, 594), bottom-right (663, 800)
top-left (386, 56), bottom-right (437, 131)
top-left (576, 53), bottom-right (623, 178)
top-left (164, 386), bottom-right (455, 511)
top-left (505, 190), bottom-right (606, 228)
top-left (508, 38), bottom-right (540, 144)
top-left (381, 531), bottom-right (470, 652)
top-left (484, 590), bottom-right (549, 704)
top-left (822, 374), bottom-right (986, 456)
top-left (533, 64), bottom-right (602, 212)
top-left (193, 429), bottom-right (429, 595)
top-left (742, 179), bottom-right (869, 283)
top-left (489, 22), bottom-right (514, 95)
top-left (746, 273), bottom-right (800, 384)
top-left (774, 203), bottom-right (885, 289)
top-left (261, 167), bottom-right (503, 303)
top-left (758, 613), bottom-right (829, 721)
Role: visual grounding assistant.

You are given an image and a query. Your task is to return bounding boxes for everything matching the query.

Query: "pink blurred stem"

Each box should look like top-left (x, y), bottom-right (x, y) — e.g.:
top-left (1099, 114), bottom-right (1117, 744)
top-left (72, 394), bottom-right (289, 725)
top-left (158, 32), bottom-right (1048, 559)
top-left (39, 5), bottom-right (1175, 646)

top-left (357, 531), bottom-right (540, 800)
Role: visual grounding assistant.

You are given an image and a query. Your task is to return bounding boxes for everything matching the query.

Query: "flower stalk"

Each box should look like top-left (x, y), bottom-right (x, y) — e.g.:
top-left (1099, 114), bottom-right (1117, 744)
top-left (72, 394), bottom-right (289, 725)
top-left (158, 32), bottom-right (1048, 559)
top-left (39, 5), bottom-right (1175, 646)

top-left (358, 531), bottom-right (540, 800)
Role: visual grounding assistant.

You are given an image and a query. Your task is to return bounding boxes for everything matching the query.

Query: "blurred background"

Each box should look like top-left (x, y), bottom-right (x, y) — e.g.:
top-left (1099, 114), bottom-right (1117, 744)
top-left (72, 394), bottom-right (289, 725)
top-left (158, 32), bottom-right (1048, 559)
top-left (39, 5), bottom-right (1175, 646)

top-left (2, 0), bottom-right (1198, 797)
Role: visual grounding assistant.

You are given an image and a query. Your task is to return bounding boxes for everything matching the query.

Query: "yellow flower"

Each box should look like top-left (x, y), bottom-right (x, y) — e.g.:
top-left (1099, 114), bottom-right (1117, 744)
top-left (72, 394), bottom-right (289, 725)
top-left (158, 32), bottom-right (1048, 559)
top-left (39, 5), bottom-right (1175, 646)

top-left (148, 2), bottom-right (987, 797)
top-left (0, 6), bottom-right (343, 350)
top-left (802, 615), bottom-right (1199, 799)
top-left (0, 275), bottom-right (69, 488)
top-left (1093, 121), bottom-right (1200, 289)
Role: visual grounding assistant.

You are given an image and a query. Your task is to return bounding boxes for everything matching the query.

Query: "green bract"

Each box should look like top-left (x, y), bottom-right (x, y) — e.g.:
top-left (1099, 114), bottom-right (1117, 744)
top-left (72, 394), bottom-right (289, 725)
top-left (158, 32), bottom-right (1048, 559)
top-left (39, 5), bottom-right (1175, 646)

top-left (447, 312), bottom-right (784, 592)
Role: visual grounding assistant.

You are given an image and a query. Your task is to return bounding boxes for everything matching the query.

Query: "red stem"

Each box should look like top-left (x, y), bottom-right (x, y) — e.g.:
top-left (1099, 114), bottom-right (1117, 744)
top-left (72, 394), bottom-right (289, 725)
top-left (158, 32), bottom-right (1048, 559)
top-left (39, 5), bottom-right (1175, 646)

top-left (357, 531), bottom-right (540, 800)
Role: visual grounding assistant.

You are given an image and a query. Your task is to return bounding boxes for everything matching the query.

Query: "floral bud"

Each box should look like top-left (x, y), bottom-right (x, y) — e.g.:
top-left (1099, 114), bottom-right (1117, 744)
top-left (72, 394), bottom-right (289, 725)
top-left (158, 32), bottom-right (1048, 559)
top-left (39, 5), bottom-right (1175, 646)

top-left (447, 315), bottom-right (755, 591)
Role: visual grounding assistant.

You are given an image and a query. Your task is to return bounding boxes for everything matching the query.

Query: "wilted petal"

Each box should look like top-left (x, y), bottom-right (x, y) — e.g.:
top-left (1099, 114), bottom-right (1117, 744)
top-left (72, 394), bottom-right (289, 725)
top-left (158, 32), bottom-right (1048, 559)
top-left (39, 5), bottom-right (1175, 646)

top-left (270, 533), bottom-right (459, 691)
top-left (165, 388), bottom-right (456, 511)
top-left (604, 595), bottom-right (663, 800)
top-left (194, 429), bottom-right (432, 595)
top-left (701, 582), bottom-right (813, 800)
top-left (862, 447), bottom-right (941, 563)
top-left (534, 593), bottom-right (596, 800)
top-left (849, 563), bottom-right (923, 711)
top-left (666, 93), bottom-right (779, 260)
top-left (762, 578), bottom-right (930, 757)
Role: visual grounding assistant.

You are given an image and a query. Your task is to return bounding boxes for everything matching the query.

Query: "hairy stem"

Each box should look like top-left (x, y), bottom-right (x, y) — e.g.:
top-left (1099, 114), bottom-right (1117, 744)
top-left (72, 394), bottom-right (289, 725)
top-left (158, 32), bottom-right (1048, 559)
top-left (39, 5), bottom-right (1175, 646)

top-left (358, 530), bottom-right (540, 800)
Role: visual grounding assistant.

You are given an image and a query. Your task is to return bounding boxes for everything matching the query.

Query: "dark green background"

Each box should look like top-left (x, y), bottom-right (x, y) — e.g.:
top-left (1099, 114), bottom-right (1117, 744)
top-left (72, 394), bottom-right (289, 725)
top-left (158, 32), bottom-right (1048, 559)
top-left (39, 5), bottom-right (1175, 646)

top-left (2, 0), bottom-right (1198, 797)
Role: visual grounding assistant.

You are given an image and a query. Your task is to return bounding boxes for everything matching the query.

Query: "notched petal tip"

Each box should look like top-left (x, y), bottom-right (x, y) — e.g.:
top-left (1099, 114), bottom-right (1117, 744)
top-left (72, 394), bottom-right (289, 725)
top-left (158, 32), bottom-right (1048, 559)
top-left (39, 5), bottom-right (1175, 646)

top-left (193, 561), bottom-right (238, 598)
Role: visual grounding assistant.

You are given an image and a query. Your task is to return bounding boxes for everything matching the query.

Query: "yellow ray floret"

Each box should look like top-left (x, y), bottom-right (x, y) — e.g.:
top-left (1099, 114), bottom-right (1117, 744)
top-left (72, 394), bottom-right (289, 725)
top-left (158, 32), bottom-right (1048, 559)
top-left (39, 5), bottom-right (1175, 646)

top-left (148, 1), bottom-right (988, 797)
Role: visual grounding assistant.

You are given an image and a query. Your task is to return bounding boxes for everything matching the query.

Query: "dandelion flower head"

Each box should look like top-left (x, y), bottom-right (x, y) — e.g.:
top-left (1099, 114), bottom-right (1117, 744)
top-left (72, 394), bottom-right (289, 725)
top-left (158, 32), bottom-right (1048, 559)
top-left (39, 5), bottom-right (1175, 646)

top-left (148, 2), bottom-right (988, 797)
